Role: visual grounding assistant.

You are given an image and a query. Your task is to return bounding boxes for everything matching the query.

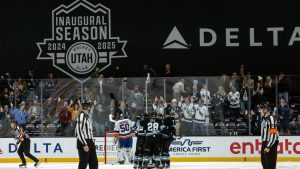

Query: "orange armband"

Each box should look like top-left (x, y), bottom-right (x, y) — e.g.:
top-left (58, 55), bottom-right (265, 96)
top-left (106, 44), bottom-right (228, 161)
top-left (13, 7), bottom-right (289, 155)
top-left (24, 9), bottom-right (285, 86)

top-left (269, 128), bottom-right (278, 134)
top-left (19, 131), bottom-right (25, 136)
top-left (113, 133), bottom-right (119, 138)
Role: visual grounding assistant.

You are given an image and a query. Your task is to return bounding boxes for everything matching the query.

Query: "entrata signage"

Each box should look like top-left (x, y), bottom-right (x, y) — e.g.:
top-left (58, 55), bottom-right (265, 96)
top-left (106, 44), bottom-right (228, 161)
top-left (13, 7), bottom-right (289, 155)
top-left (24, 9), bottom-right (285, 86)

top-left (164, 26), bottom-right (300, 48)
top-left (37, 0), bottom-right (127, 82)
top-left (230, 139), bottom-right (300, 155)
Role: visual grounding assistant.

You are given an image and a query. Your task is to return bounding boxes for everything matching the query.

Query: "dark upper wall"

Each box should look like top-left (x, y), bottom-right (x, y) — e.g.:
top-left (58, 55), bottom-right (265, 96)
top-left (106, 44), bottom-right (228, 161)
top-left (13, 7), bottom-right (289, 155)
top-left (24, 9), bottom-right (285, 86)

top-left (0, 0), bottom-right (300, 78)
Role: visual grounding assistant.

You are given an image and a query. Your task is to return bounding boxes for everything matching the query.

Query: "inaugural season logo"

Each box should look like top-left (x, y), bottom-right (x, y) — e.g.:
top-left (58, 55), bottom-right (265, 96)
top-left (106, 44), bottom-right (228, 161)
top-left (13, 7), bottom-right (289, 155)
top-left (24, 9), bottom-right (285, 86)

top-left (37, 0), bottom-right (127, 82)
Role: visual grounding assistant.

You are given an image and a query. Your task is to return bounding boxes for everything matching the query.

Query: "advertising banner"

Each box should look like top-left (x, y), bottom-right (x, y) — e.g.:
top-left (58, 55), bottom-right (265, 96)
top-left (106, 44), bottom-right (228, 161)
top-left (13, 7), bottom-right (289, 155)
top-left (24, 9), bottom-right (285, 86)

top-left (0, 136), bottom-right (299, 161)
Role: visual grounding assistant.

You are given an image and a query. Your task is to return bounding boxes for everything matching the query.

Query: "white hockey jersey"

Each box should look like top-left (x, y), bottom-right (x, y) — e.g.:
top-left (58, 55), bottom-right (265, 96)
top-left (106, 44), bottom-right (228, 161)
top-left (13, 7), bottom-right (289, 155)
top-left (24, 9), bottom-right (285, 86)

top-left (200, 89), bottom-right (211, 105)
top-left (114, 119), bottom-right (136, 139)
top-left (178, 102), bottom-right (194, 123)
top-left (193, 104), bottom-right (209, 123)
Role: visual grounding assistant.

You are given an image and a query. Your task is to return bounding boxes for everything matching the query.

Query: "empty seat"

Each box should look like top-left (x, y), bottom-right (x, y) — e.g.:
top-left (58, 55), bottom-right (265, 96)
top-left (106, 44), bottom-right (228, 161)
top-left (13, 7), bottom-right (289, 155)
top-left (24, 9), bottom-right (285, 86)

top-left (206, 122), bottom-right (216, 136)
top-left (35, 124), bottom-right (46, 136)
top-left (214, 122), bottom-right (225, 135)
top-left (46, 123), bottom-right (56, 136)
top-left (295, 122), bottom-right (300, 135)
top-left (26, 123), bottom-right (35, 130)
top-left (236, 121), bottom-right (248, 135)
top-left (10, 130), bottom-right (16, 137)
top-left (42, 119), bottom-right (48, 124)
top-left (289, 122), bottom-right (296, 134)
top-left (26, 124), bottom-right (36, 136)
top-left (36, 124), bottom-right (46, 130)
top-left (226, 122), bottom-right (236, 135)
top-left (236, 118), bottom-right (243, 122)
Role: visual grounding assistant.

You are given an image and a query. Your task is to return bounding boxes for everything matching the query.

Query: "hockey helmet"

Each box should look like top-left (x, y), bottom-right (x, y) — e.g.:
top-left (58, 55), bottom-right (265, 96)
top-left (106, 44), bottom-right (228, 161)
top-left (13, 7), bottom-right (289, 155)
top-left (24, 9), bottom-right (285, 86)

top-left (82, 99), bottom-right (92, 109)
top-left (150, 111), bottom-right (157, 118)
top-left (119, 113), bottom-right (128, 120)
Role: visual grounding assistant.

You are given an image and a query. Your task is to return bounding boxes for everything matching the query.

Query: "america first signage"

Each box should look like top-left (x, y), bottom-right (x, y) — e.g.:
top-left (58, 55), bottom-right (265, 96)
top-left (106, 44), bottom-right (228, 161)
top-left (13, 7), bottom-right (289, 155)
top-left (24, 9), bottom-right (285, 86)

top-left (37, 0), bottom-right (127, 82)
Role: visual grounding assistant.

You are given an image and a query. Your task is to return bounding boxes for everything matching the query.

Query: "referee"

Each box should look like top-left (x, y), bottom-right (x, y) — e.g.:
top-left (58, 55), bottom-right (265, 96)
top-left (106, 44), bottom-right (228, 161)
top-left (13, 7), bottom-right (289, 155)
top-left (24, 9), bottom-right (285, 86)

top-left (260, 102), bottom-right (279, 169)
top-left (75, 100), bottom-right (98, 169)
top-left (10, 121), bottom-right (40, 168)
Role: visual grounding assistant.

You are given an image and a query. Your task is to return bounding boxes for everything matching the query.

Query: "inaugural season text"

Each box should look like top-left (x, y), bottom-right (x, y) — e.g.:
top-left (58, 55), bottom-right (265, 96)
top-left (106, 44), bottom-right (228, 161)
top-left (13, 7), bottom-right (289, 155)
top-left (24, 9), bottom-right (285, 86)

top-left (55, 16), bottom-right (107, 41)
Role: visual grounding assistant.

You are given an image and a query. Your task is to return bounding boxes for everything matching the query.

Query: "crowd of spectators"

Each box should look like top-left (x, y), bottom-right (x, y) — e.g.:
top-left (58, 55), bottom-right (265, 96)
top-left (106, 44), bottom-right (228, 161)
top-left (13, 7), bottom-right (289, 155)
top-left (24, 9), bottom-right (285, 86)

top-left (1, 64), bottom-right (300, 138)
top-left (168, 65), bottom-right (300, 136)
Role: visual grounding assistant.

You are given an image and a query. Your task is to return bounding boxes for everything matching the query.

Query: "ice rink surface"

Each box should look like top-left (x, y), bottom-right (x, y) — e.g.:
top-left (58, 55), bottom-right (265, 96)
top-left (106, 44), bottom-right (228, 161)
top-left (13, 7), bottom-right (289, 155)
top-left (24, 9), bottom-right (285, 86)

top-left (0, 162), bottom-right (300, 169)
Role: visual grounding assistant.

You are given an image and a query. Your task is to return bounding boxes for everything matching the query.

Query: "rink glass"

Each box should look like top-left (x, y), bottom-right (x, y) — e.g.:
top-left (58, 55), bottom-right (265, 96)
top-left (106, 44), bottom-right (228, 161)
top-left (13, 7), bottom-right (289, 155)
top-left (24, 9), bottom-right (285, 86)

top-left (0, 75), bottom-right (299, 137)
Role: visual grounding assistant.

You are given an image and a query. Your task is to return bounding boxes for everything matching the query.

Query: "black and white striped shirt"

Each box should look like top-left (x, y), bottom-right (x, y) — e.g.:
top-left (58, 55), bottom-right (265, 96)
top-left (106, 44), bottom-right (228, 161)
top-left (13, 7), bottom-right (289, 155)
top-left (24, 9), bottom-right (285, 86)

top-left (261, 115), bottom-right (279, 148)
top-left (14, 126), bottom-right (29, 144)
top-left (75, 111), bottom-right (93, 145)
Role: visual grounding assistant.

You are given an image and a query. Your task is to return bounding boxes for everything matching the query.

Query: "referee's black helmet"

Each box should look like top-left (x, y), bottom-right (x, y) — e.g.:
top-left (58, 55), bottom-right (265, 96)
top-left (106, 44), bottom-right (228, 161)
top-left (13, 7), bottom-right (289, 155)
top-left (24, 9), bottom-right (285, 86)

top-left (82, 99), bottom-right (92, 109)
top-left (259, 101), bottom-right (274, 111)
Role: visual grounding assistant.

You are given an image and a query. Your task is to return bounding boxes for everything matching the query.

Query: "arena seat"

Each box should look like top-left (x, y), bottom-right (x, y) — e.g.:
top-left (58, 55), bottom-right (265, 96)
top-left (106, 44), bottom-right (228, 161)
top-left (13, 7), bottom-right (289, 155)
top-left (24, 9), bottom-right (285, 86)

top-left (46, 123), bottom-right (57, 136)
top-left (206, 122), bottom-right (216, 135)
top-left (236, 121), bottom-right (248, 135)
top-left (295, 121), bottom-right (300, 135)
top-left (35, 124), bottom-right (46, 136)
top-left (26, 124), bottom-right (36, 136)
top-left (10, 130), bottom-right (16, 137)
top-left (289, 121), bottom-right (296, 133)
top-left (214, 122), bottom-right (225, 135)
top-left (26, 123), bottom-right (35, 131)
top-left (226, 122), bottom-right (236, 135)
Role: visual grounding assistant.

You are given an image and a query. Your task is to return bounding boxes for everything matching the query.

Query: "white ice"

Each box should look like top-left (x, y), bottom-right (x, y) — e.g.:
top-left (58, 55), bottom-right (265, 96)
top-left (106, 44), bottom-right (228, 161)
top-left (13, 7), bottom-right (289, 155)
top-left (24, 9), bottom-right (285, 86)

top-left (0, 162), bottom-right (300, 169)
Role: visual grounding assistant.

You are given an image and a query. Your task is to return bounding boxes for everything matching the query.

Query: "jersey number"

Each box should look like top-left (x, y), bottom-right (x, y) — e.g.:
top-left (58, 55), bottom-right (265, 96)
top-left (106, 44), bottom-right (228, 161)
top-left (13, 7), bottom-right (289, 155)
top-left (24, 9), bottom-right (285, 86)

top-left (147, 122), bottom-right (159, 131)
top-left (120, 124), bottom-right (130, 132)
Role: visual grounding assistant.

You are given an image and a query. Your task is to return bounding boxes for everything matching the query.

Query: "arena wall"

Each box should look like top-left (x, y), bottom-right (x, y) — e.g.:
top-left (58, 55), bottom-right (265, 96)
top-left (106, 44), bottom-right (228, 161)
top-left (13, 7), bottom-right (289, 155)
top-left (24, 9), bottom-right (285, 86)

top-left (0, 136), bottom-right (299, 163)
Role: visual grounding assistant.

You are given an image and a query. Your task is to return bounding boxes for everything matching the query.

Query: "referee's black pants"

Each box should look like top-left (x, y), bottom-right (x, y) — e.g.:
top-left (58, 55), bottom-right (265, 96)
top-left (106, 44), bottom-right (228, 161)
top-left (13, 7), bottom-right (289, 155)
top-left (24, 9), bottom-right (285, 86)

top-left (17, 139), bottom-right (39, 164)
top-left (77, 139), bottom-right (98, 169)
top-left (261, 141), bottom-right (278, 169)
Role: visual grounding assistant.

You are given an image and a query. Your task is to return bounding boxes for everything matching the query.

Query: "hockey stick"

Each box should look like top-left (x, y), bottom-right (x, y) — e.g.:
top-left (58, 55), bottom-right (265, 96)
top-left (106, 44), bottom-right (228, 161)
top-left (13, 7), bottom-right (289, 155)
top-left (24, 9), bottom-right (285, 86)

top-left (109, 114), bottom-right (116, 123)
top-left (175, 135), bottom-right (184, 140)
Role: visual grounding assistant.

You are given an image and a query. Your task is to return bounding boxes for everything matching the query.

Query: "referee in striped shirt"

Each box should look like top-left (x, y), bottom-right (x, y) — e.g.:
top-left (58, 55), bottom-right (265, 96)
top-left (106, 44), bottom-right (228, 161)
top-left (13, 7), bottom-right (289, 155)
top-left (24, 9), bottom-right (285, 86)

top-left (10, 121), bottom-right (40, 168)
top-left (75, 100), bottom-right (98, 169)
top-left (260, 102), bottom-right (279, 169)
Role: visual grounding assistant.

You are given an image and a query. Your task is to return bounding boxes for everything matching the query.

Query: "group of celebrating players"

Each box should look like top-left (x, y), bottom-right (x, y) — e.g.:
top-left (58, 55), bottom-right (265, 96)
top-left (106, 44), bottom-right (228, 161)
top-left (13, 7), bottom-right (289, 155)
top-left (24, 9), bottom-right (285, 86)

top-left (113, 107), bottom-right (176, 169)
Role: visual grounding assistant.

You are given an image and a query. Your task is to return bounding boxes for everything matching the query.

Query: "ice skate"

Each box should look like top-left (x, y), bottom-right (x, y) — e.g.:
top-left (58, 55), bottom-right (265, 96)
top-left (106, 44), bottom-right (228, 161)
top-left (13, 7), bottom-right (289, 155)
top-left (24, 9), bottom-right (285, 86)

top-left (19, 163), bottom-right (27, 168)
top-left (34, 161), bottom-right (41, 168)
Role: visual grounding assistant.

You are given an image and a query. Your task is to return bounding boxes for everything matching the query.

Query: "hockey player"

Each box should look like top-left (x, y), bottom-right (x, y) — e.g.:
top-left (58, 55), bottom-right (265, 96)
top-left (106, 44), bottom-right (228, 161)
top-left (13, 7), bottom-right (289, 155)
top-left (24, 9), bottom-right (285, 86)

top-left (161, 109), bottom-right (176, 169)
top-left (142, 111), bottom-right (164, 169)
top-left (114, 113), bottom-right (136, 164)
top-left (10, 121), bottom-right (40, 168)
top-left (133, 114), bottom-right (147, 169)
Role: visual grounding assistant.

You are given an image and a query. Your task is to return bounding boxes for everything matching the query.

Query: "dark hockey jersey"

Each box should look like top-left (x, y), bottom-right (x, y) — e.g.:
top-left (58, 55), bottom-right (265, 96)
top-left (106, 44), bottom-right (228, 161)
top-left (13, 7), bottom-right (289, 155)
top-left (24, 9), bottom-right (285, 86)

top-left (142, 117), bottom-right (164, 137)
top-left (161, 116), bottom-right (176, 139)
